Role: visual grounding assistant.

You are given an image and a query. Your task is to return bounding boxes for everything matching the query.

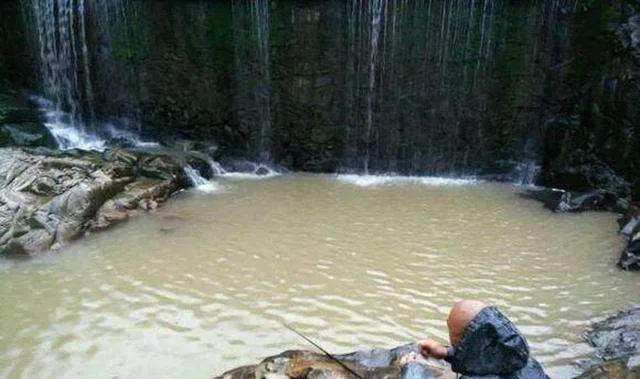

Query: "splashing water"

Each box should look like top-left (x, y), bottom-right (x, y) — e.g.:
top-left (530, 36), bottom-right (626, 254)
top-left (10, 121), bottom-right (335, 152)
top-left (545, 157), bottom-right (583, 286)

top-left (23, 1), bottom-right (152, 152)
top-left (512, 161), bottom-right (541, 187)
top-left (34, 96), bottom-right (156, 151)
top-left (23, 0), bottom-right (95, 129)
top-left (220, 162), bottom-right (280, 180)
top-left (34, 97), bottom-right (106, 151)
top-left (208, 159), bottom-right (227, 176)
top-left (183, 165), bottom-right (221, 193)
top-left (104, 124), bottom-right (160, 149)
top-left (335, 174), bottom-right (479, 187)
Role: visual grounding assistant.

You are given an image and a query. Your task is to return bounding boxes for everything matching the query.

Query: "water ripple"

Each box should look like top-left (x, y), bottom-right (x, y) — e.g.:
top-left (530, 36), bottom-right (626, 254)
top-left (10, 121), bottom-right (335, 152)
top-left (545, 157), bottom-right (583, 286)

top-left (0, 175), bottom-right (635, 379)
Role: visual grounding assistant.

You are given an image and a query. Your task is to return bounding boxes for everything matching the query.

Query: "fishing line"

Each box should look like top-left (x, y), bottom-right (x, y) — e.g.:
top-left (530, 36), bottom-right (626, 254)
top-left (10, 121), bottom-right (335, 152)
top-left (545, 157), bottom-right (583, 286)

top-left (283, 323), bottom-right (365, 379)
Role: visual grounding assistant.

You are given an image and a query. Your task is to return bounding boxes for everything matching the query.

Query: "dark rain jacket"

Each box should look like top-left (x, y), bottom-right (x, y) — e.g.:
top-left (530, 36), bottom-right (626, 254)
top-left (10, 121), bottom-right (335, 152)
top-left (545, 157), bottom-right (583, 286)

top-left (444, 306), bottom-right (550, 379)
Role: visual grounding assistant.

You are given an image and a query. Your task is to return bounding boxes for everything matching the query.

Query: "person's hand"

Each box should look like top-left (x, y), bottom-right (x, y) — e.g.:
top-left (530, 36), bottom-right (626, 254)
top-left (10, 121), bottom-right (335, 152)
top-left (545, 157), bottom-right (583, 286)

top-left (418, 339), bottom-right (448, 360)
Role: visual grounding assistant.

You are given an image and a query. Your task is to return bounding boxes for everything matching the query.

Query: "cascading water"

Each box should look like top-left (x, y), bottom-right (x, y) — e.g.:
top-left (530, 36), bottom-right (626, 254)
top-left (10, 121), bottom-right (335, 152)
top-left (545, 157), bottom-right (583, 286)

top-left (183, 165), bottom-right (220, 193)
top-left (14, 0), bottom-right (564, 178)
top-left (343, 0), bottom-right (507, 176)
top-left (363, 0), bottom-right (385, 174)
top-left (21, 0), bottom-right (147, 151)
top-left (253, 0), bottom-right (272, 163)
top-left (208, 159), bottom-right (227, 176)
top-left (232, 0), bottom-right (273, 164)
top-left (515, 162), bottom-right (541, 186)
top-left (33, 96), bottom-right (105, 151)
top-left (23, 0), bottom-right (95, 128)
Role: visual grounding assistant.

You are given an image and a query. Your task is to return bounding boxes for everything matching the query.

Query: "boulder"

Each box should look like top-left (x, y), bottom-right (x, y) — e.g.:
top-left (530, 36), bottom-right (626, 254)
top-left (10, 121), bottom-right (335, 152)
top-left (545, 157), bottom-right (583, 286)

top-left (586, 308), bottom-right (640, 361)
top-left (255, 165), bottom-right (272, 176)
top-left (0, 123), bottom-right (57, 148)
top-left (35, 171), bottom-right (132, 242)
top-left (214, 344), bottom-right (450, 379)
top-left (522, 188), bottom-right (566, 211)
top-left (90, 178), bottom-right (179, 232)
top-left (575, 308), bottom-right (640, 378)
top-left (617, 214), bottom-right (640, 271)
top-left (524, 188), bottom-right (629, 213)
top-left (0, 92), bottom-right (57, 149)
top-left (102, 148), bottom-right (138, 178)
top-left (219, 158), bottom-right (259, 173)
top-left (0, 92), bottom-right (42, 125)
top-left (557, 190), bottom-right (628, 213)
top-left (138, 153), bottom-right (185, 181)
top-left (618, 232), bottom-right (640, 271)
top-left (541, 150), bottom-right (630, 198)
top-left (185, 150), bottom-right (214, 179)
top-left (574, 359), bottom-right (640, 379)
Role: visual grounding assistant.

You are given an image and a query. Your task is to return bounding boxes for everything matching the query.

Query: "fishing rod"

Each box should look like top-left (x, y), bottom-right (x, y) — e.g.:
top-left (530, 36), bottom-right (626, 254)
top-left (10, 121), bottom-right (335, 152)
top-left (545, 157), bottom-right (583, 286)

top-left (283, 324), bottom-right (365, 379)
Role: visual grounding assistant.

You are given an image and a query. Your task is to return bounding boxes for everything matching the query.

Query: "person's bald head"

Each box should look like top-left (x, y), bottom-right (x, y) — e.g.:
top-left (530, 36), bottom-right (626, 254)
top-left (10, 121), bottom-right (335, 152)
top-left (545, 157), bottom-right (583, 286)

top-left (447, 300), bottom-right (488, 346)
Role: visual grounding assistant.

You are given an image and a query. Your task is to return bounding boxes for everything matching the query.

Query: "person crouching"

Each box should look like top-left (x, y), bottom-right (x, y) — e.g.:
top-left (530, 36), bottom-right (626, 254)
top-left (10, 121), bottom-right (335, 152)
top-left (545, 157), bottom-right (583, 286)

top-left (418, 300), bottom-right (549, 379)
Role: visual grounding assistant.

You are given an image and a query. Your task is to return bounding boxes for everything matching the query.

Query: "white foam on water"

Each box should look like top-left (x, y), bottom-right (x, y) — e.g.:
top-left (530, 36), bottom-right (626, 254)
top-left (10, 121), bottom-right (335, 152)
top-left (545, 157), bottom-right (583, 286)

top-left (41, 108), bottom-right (107, 151)
top-left (34, 96), bottom-right (158, 151)
top-left (183, 165), bottom-right (222, 194)
top-left (335, 174), bottom-right (479, 187)
top-left (208, 159), bottom-right (227, 176)
top-left (104, 124), bottom-right (160, 149)
top-left (220, 164), bottom-right (280, 180)
top-left (221, 172), bottom-right (279, 180)
top-left (193, 182), bottom-right (221, 193)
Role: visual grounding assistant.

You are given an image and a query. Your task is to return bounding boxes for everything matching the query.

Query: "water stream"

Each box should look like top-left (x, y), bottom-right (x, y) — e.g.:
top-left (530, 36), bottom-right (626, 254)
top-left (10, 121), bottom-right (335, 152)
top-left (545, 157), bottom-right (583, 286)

top-left (183, 165), bottom-right (221, 194)
top-left (0, 175), bottom-right (636, 379)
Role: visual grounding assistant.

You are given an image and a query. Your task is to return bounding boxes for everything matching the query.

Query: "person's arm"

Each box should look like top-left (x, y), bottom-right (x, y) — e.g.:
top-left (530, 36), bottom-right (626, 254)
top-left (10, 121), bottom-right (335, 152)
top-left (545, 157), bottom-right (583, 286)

top-left (418, 340), bottom-right (449, 360)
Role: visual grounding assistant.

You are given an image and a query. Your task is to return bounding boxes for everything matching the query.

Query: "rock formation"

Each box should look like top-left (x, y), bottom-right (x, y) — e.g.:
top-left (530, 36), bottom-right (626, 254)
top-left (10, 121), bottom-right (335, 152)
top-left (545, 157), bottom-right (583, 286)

top-left (575, 308), bottom-right (640, 379)
top-left (0, 147), bottom-right (192, 256)
top-left (213, 344), bottom-right (452, 379)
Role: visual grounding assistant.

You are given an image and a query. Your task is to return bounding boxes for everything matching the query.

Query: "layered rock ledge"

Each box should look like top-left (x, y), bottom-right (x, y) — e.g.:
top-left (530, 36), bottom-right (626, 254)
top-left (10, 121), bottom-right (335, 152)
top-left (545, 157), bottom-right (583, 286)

top-left (0, 147), bottom-right (192, 256)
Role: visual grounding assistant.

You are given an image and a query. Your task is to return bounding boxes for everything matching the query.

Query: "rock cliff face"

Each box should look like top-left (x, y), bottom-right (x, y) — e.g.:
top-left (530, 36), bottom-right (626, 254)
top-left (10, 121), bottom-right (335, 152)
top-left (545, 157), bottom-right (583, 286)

top-left (0, 147), bottom-right (191, 256)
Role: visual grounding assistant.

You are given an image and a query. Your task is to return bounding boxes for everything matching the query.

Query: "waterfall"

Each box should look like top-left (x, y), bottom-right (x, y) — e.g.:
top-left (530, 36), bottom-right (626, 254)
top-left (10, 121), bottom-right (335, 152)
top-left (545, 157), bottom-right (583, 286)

top-left (232, 0), bottom-right (273, 163)
top-left (22, 0), bottom-right (142, 151)
top-left (208, 159), bottom-right (227, 176)
top-left (14, 0), bottom-right (559, 177)
top-left (33, 96), bottom-right (105, 151)
top-left (518, 162), bottom-right (541, 187)
top-left (340, 0), bottom-right (512, 176)
top-left (24, 0), bottom-right (95, 129)
top-left (253, 0), bottom-right (273, 163)
top-left (183, 165), bottom-right (220, 193)
top-left (363, 0), bottom-right (385, 174)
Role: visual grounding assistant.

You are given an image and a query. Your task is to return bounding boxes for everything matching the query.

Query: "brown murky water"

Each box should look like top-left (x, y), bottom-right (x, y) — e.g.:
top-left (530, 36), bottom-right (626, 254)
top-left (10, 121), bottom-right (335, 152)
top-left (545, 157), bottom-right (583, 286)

top-left (0, 174), bottom-right (636, 379)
